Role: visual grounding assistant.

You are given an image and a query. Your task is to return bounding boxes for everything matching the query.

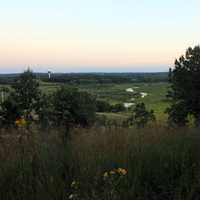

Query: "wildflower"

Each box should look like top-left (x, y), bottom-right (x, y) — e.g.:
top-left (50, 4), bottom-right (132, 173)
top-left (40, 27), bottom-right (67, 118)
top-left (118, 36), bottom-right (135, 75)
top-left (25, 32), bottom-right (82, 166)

top-left (117, 168), bottom-right (127, 175)
top-left (15, 119), bottom-right (21, 126)
top-left (103, 172), bottom-right (109, 178)
top-left (15, 118), bottom-right (27, 127)
top-left (68, 194), bottom-right (74, 199)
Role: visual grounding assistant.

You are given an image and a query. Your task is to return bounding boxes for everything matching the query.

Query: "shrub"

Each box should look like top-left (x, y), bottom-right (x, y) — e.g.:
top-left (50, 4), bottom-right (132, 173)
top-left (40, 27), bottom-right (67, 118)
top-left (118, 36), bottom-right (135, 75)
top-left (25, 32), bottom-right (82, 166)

top-left (96, 100), bottom-right (112, 112)
top-left (111, 103), bottom-right (126, 113)
top-left (0, 96), bottom-right (21, 127)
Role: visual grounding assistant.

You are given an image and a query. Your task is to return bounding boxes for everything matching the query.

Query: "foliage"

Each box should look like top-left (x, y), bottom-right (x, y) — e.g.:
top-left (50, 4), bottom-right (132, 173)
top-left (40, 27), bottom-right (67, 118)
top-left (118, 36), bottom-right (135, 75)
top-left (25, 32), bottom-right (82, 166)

top-left (51, 86), bottom-right (96, 128)
top-left (96, 100), bottom-right (125, 113)
top-left (96, 100), bottom-right (112, 112)
top-left (12, 69), bottom-right (41, 120)
top-left (111, 103), bottom-right (126, 113)
top-left (35, 93), bottom-right (54, 128)
top-left (127, 103), bottom-right (155, 128)
top-left (166, 101), bottom-right (189, 127)
top-left (0, 70), bottom-right (97, 129)
top-left (0, 96), bottom-right (21, 127)
top-left (167, 46), bottom-right (200, 126)
top-left (1, 127), bottom-right (200, 199)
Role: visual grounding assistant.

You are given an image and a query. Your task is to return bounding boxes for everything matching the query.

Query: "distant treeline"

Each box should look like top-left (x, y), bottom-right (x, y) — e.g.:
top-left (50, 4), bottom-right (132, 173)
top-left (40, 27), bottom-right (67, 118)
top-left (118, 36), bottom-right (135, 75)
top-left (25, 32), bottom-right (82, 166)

top-left (0, 72), bottom-right (168, 85)
top-left (46, 72), bottom-right (168, 84)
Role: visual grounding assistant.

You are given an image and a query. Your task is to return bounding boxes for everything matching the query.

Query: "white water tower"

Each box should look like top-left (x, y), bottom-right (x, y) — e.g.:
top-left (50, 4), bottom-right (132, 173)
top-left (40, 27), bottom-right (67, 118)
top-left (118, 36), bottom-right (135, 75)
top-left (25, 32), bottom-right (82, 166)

top-left (48, 71), bottom-right (52, 79)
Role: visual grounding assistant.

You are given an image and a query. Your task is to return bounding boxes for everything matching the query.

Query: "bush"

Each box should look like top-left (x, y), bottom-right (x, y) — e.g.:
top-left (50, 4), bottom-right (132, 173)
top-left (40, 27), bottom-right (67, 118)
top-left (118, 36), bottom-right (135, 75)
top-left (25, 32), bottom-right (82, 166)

top-left (111, 103), bottom-right (126, 113)
top-left (96, 100), bottom-right (112, 112)
top-left (0, 96), bottom-right (21, 127)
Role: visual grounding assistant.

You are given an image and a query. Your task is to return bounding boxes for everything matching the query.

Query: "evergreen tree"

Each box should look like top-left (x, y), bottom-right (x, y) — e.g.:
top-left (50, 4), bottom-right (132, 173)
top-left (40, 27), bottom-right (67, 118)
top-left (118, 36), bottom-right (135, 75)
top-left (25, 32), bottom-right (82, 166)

top-left (12, 69), bottom-right (41, 120)
top-left (128, 103), bottom-right (155, 128)
top-left (167, 46), bottom-right (200, 126)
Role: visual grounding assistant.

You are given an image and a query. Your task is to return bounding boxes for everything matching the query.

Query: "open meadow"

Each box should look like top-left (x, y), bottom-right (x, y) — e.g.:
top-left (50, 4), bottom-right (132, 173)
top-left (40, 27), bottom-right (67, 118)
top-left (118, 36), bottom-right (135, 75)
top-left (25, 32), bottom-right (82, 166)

top-left (37, 81), bottom-right (170, 122)
top-left (0, 80), bottom-right (170, 123)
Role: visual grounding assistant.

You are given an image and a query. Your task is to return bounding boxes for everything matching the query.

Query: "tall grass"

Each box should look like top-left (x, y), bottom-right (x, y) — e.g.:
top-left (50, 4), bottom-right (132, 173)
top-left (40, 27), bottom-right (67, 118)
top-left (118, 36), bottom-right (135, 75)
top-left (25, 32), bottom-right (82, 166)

top-left (1, 126), bottom-right (200, 199)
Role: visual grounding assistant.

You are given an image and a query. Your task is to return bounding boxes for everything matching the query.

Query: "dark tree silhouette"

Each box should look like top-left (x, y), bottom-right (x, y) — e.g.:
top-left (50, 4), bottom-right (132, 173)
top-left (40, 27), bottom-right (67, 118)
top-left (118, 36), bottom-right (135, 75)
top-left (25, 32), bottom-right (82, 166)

top-left (127, 103), bottom-right (155, 128)
top-left (51, 86), bottom-right (96, 128)
top-left (12, 68), bottom-right (41, 120)
top-left (167, 46), bottom-right (200, 126)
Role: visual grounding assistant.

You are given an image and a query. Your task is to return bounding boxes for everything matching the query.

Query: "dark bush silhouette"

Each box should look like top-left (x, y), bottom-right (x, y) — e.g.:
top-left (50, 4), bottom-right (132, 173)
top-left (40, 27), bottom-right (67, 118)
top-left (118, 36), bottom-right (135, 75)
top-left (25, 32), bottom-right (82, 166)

top-left (0, 96), bottom-right (21, 127)
top-left (111, 103), bottom-right (126, 113)
top-left (96, 100), bottom-right (112, 112)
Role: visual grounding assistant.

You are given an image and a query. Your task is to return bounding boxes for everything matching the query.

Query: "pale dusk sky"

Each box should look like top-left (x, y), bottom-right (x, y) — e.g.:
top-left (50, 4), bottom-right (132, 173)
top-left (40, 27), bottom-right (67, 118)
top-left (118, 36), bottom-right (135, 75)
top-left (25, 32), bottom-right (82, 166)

top-left (0, 0), bottom-right (200, 73)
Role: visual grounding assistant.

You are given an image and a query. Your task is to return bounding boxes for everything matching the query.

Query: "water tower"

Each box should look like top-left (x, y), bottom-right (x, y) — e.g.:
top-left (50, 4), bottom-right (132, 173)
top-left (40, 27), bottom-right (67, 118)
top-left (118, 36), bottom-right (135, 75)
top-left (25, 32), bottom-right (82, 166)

top-left (48, 71), bottom-right (52, 79)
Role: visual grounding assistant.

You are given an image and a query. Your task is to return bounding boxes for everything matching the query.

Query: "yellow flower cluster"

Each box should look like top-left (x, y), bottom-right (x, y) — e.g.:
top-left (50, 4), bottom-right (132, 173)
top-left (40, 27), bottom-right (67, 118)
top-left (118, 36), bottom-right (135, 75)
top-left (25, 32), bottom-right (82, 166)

top-left (103, 168), bottom-right (127, 178)
top-left (68, 194), bottom-right (74, 199)
top-left (117, 168), bottom-right (127, 176)
top-left (15, 118), bottom-right (27, 127)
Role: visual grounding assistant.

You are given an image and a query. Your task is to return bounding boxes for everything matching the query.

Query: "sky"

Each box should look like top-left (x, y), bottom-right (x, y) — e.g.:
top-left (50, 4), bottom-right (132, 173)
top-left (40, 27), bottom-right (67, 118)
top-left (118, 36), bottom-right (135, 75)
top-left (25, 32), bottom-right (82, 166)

top-left (0, 0), bottom-right (200, 73)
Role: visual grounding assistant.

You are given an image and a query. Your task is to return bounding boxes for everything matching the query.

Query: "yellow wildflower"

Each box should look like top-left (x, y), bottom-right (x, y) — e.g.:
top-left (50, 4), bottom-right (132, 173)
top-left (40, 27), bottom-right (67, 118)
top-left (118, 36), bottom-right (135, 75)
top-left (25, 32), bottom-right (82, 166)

top-left (68, 194), bottom-right (74, 199)
top-left (117, 168), bottom-right (127, 175)
top-left (20, 118), bottom-right (26, 126)
top-left (15, 119), bottom-right (20, 126)
top-left (15, 118), bottom-right (27, 127)
top-left (103, 172), bottom-right (109, 178)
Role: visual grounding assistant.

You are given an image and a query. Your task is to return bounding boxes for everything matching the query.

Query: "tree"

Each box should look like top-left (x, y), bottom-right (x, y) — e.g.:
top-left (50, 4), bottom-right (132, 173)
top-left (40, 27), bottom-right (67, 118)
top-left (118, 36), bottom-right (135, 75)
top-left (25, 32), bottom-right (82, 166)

top-left (51, 86), bottom-right (96, 128)
top-left (0, 69), bottom-right (42, 127)
top-left (166, 101), bottom-right (189, 127)
top-left (0, 87), bottom-right (9, 103)
top-left (12, 69), bottom-right (41, 120)
top-left (35, 93), bottom-right (54, 129)
top-left (167, 46), bottom-right (200, 126)
top-left (127, 103), bottom-right (155, 128)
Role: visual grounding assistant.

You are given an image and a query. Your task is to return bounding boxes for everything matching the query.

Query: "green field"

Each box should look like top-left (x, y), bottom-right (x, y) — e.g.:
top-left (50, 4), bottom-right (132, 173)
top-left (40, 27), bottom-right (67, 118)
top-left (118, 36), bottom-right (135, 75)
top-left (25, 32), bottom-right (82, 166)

top-left (78, 82), bottom-right (169, 121)
top-left (38, 81), bottom-right (169, 121)
top-left (0, 81), bottom-right (170, 122)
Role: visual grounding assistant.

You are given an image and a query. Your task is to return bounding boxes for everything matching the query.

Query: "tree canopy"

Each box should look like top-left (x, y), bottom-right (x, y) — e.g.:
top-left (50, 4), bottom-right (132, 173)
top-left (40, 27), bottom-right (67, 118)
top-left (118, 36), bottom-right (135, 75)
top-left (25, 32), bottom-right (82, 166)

top-left (167, 46), bottom-right (200, 126)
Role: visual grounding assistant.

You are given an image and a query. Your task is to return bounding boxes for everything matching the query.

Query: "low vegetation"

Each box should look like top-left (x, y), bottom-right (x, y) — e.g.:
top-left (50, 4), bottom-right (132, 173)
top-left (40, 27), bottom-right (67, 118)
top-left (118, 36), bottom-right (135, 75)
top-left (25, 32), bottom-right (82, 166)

top-left (1, 127), bottom-right (200, 200)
